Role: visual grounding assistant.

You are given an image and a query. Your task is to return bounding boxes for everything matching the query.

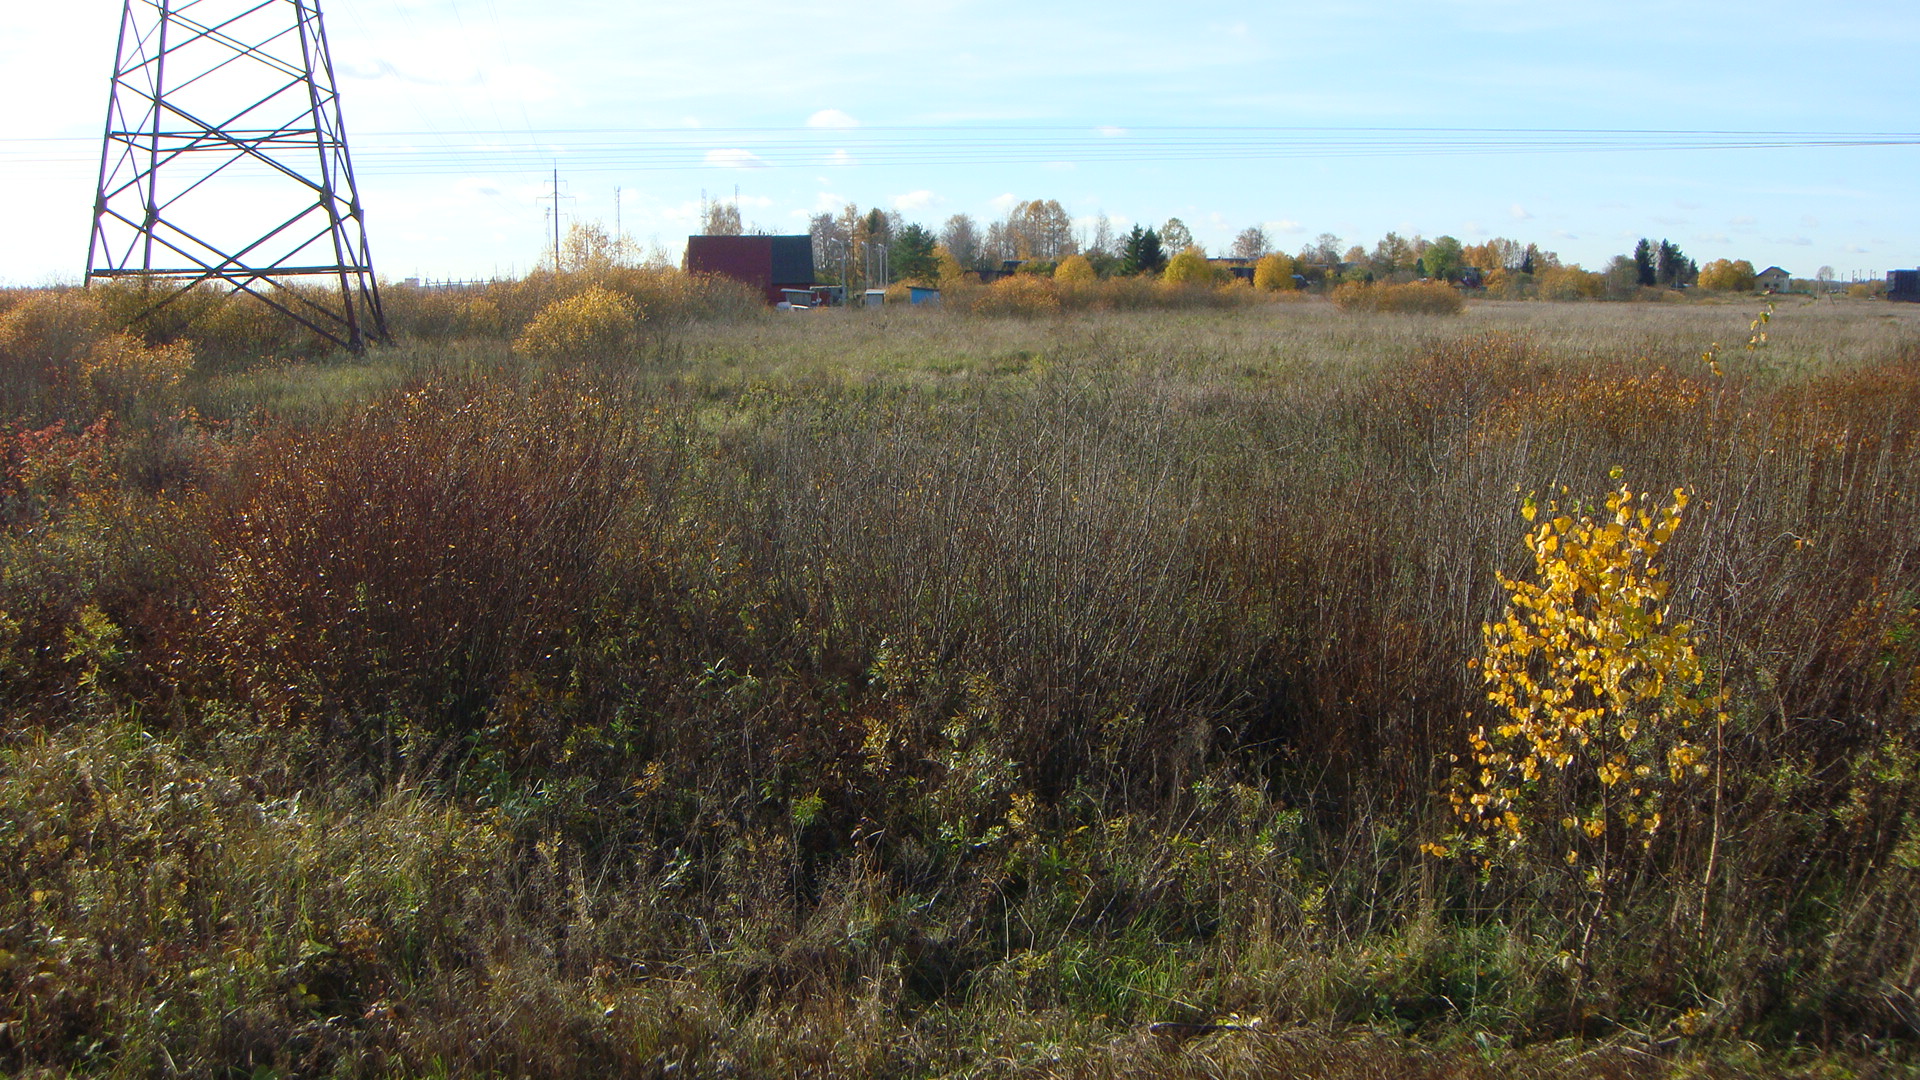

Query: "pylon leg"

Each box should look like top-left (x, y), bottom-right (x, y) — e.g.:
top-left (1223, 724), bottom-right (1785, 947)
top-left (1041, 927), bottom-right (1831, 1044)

top-left (87, 0), bottom-right (385, 352)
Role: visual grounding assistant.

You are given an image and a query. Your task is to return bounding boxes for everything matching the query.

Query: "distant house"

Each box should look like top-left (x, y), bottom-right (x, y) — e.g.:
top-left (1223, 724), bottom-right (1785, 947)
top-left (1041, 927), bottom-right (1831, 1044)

top-left (974, 259), bottom-right (1024, 284)
top-left (1755, 266), bottom-right (1792, 293)
top-left (1889, 269), bottom-right (1920, 302)
top-left (1207, 257), bottom-right (1257, 283)
top-left (684, 235), bottom-right (814, 305)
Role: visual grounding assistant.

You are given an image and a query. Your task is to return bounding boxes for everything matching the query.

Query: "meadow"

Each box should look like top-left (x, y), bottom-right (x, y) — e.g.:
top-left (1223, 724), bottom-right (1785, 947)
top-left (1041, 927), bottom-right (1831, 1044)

top-left (2, 275), bottom-right (1919, 1078)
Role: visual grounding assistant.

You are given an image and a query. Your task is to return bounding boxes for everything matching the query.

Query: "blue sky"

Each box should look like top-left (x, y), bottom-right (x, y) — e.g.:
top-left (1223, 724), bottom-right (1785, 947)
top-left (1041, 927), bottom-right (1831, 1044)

top-left (5, 0), bottom-right (1918, 284)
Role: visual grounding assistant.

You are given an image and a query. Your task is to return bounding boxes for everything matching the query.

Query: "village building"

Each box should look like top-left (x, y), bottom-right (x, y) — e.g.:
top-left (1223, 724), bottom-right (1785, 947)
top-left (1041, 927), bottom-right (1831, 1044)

top-left (684, 235), bottom-right (815, 305)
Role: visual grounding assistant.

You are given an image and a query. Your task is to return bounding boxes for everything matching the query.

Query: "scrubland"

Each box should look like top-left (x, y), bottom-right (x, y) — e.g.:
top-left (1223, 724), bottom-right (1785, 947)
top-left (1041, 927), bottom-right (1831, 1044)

top-left (3, 275), bottom-right (1920, 1077)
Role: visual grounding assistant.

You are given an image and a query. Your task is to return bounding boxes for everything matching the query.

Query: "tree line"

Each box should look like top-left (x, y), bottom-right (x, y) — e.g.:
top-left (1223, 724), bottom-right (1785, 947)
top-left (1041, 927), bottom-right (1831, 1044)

top-left (694, 193), bottom-right (1762, 297)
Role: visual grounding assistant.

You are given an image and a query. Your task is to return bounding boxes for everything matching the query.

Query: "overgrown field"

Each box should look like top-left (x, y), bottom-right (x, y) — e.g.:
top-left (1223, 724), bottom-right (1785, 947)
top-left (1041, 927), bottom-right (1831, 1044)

top-left (3, 279), bottom-right (1920, 1077)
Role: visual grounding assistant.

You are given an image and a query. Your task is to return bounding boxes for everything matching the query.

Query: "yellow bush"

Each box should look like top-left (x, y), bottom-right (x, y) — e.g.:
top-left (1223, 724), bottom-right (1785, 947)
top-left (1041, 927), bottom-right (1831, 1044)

top-left (1537, 266), bottom-right (1605, 301)
top-left (0, 291), bottom-right (106, 382)
top-left (1435, 474), bottom-right (1723, 880)
top-left (936, 247), bottom-right (971, 289)
top-left (1698, 258), bottom-right (1757, 292)
top-left (970, 275), bottom-right (1060, 317)
top-left (80, 332), bottom-right (195, 416)
top-left (1162, 247), bottom-right (1215, 287)
top-left (1053, 254), bottom-right (1097, 284)
top-left (1332, 280), bottom-right (1463, 315)
top-left (1482, 268), bottom-right (1537, 300)
top-left (1253, 253), bottom-right (1298, 292)
top-left (512, 286), bottom-right (642, 360)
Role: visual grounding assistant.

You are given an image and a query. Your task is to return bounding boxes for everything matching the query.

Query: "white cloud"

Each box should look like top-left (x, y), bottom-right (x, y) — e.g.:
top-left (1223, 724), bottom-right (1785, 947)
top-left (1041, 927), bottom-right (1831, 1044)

top-left (893, 189), bottom-right (938, 211)
top-left (812, 191), bottom-right (848, 212)
top-left (454, 178), bottom-right (506, 199)
top-left (1096, 125), bottom-right (1128, 138)
top-left (1729, 215), bottom-right (1757, 227)
top-left (1464, 220), bottom-right (1487, 236)
top-left (1509, 203), bottom-right (1533, 220)
top-left (706, 148), bottom-right (769, 169)
top-left (1694, 233), bottom-right (1730, 245)
top-left (1800, 214), bottom-right (1821, 228)
top-left (1270, 219), bottom-right (1305, 234)
top-left (827, 149), bottom-right (857, 166)
top-left (807, 109), bottom-right (859, 129)
top-left (989, 192), bottom-right (1019, 213)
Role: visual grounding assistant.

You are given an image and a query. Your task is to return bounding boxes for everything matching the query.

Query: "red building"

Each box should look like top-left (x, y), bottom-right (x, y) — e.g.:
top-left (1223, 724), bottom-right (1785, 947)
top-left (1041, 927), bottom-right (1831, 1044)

top-left (684, 235), bottom-right (815, 305)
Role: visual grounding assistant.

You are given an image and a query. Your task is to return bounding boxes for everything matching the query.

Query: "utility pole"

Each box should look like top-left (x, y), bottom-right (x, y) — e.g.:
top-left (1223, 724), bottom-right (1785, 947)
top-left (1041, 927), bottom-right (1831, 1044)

top-left (543, 168), bottom-right (573, 272)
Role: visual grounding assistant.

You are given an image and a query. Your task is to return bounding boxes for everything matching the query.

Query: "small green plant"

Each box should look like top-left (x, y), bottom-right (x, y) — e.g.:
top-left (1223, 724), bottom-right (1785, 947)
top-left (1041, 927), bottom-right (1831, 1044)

top-left (1432, 471), bottom-right (1724, 889)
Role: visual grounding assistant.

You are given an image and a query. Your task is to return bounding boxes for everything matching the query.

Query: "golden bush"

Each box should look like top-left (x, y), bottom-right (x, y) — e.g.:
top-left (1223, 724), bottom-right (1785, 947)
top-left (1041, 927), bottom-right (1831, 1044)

top-left (1053, 254), bottom-right (1097, 284)
top-left (1162, 247), bottom-right (1215, 287)
top-left (1697, 258), bottom-right (1757, 292)
top-left (970, 275), bottom-right (1060, 317)
top-left (512, 286), bottom-right (642, 360)
top-left (1434, 473), bottom-right (1723, 883)
top-left (1252, 253), bottom-right (1298, 291)
top-left (0, 290), bottom-right (106, 383)
top-left (80, 333), bottom-right (195, 416)
top-left (1538, 266), bottom-right (1605, 301)
top-left (1332, 280), bottom-right (1464, 315)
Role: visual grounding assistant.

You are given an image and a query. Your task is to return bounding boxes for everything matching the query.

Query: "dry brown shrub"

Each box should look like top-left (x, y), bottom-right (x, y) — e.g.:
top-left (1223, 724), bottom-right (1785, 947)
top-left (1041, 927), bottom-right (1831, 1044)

top-left (193, 375), bottom-right (647, 748)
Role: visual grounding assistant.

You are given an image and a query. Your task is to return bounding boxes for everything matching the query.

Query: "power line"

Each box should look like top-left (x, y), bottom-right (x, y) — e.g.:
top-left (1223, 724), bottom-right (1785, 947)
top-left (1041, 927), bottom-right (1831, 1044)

top-left (11, 125), bottom-right (1919, 179)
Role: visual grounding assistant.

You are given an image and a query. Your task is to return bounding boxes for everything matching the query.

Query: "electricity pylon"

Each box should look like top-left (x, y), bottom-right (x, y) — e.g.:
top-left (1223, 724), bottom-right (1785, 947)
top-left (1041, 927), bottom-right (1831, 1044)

top-left (86, 0), bottom-right (387, 352)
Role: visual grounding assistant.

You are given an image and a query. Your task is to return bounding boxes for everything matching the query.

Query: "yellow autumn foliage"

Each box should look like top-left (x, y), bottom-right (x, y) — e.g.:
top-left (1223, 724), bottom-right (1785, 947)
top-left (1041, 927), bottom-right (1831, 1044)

top-left (1252, 253), bottom-right (1298, 292)
top-left (1162, 247), bottom-right (1215, 287)
top-left (1433, 472), bottom-right (1725, 881)
top-left (1053, 254), bottom-right (1097, 284)
top-left (512, 286), bottom-right (642, 360)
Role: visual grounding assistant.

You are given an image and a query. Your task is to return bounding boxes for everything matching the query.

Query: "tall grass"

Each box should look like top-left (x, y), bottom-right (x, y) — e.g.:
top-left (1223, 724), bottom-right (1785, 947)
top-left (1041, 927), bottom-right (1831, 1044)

top-left (3, 293), bottom-right (1920, 1075)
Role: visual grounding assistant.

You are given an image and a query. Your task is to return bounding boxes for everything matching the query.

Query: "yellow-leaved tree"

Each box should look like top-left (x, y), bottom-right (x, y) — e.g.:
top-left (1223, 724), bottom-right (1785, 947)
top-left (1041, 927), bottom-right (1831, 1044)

top-left (1252, 253), bottom-right (1298, 291)
top-left (1433, 471), bottom-right (1724, 895)
top-left (1162, 247), bottom-right (1215, 287)
top-left (1053, 254), bottom-right (1097, 284)
top-left (1697, 259), bottom-right (1757, 292)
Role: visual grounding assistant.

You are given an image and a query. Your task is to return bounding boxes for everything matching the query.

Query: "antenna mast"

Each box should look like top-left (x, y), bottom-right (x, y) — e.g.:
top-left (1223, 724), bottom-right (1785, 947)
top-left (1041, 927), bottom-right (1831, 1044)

top-left (86, 0), bottom-right (387, 352)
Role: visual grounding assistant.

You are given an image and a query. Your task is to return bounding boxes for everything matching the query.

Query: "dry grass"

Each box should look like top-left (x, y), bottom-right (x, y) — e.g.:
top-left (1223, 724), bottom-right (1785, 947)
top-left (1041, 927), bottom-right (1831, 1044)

top-left (3, 288), bottom-right (1920, 1076)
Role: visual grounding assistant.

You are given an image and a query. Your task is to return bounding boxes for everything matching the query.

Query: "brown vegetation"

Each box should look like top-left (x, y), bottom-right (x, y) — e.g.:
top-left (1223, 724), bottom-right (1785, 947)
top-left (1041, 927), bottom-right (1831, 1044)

top-left (2, 282), bottom-right (1918, 1076)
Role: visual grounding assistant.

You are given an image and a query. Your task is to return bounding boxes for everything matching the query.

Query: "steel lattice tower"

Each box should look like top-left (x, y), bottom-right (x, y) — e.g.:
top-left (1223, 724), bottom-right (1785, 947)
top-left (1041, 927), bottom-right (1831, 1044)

top-left (86, 0), bottom-right (386, 352)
